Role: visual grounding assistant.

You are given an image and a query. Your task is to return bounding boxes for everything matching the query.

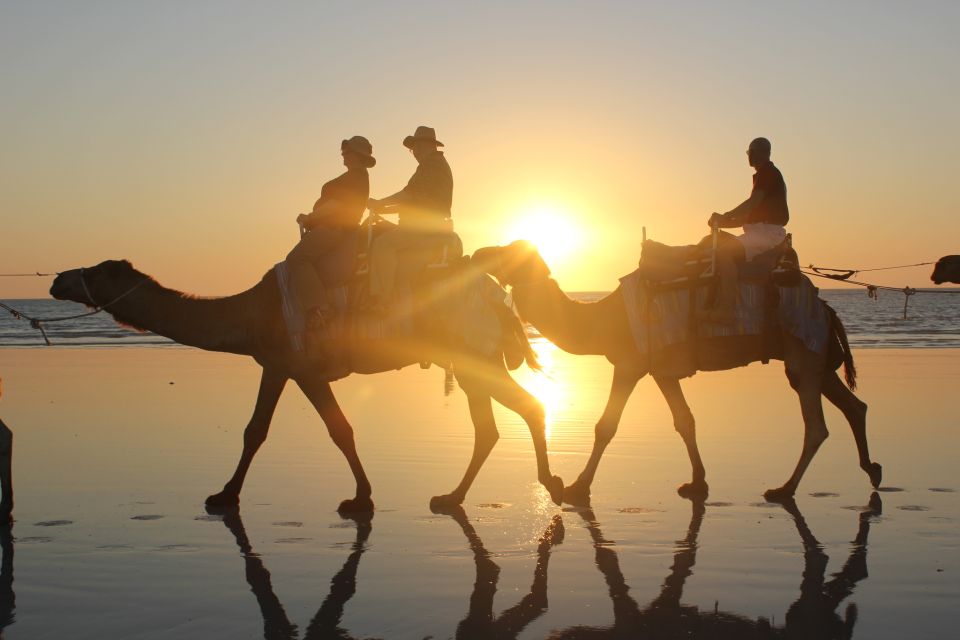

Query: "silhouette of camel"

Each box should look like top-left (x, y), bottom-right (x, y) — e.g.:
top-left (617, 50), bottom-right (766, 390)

top-left (433, 504), bottom-right (564, 639)
top-left (931, 256), bottom-right (960, 284)
top-left (547, 495), bottom-right (880, 638)
top-left (0, 378), bottom-right (12, 523)
top-left (50, 260), bottom-right (563, 512)
top-left (211, 506), bottom-right (372, 640)
top-left (472, 241), bottom-right (882, 504)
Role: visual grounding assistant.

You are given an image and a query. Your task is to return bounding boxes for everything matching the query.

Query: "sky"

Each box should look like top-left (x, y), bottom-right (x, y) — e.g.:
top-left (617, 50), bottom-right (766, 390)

top-left (2, 1), bottom-right (958, 298)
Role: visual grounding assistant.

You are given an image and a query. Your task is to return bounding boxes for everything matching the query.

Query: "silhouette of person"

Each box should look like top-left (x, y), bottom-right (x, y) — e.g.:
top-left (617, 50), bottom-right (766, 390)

top-left (287, 136), bottom-right (375, 356)
top-left (702, 137), bottom-right (789, 324)
top-left (366, 126), bottom-right (453, 308)
top-left (0, 378), bottom-right (12, 524)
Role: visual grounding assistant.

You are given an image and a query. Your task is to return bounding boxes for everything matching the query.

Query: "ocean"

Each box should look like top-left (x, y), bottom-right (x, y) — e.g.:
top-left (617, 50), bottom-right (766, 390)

top-left (2, 288), bottom-right (958, 349)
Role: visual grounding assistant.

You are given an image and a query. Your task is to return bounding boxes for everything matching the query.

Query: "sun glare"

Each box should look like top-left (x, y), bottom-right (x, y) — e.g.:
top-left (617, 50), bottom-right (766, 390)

top-left (503, 204), bottom-right (584, 266)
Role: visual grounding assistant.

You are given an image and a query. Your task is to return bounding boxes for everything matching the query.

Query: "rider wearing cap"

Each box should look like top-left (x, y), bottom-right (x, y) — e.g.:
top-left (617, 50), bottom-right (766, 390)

top-left (366, 125), bottom-right (453, 306)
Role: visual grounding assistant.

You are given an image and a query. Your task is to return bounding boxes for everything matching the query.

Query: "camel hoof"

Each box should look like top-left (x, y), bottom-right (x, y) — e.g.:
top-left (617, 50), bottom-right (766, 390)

top-left (677, 481), bottom-right (709, 500)
top-left (429, 493), bottom-right (464, 510)
top-left (865, 462), bottom-right (883, 489)
top-left (544, 475), bottom-right (564, 506)
top-left (337, 496), bottom-right (374, 514)
top-left (763, 487), bottom-right (796, 503)
top-left (563, 482), bottom-right (591, 507)
top-left (205, 491), bottom-right (240, 508)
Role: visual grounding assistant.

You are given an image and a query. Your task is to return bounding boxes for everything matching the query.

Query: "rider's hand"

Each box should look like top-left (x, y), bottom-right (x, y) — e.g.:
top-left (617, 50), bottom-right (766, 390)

top-left (296, 213), bottom-right (309, 225)
top-left (707, 212), bottom-right (724, 228)
top-left (367, 197), bottom-right (381, 211)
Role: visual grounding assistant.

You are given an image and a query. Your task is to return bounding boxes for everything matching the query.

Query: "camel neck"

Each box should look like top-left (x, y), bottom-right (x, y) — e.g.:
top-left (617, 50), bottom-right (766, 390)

top-left (103, 280), bottom-right (260, 355)
top-left (511, 279), bottom-right (627, 357)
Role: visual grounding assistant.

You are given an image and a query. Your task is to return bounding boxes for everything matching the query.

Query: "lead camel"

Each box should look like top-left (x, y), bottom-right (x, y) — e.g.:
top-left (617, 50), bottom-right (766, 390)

top-left (51, 259), bottom-right (563, 511)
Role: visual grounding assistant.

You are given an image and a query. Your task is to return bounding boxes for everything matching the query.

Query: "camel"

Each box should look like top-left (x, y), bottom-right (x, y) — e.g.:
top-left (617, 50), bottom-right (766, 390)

top-left (472, 241), bottom-right (883, 504)
top-left (931, 255), bottom-right (960, 284)
top-left (50, 259), bottom-right (564, 512)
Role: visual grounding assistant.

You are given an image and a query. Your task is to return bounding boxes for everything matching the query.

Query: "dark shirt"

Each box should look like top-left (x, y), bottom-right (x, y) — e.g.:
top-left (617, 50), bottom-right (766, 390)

top-left (748, 161), bottom-right (789, 226)
top-left (400, 151), bottom-right (453, 225)
top-left (313, 168), bottom-right (370, 230)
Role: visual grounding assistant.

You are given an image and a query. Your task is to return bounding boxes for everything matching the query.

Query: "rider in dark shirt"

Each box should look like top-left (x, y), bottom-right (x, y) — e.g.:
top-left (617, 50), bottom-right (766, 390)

top-left (366, 126), bottom-right (453, 305)
top-left (702, 137), bottom-right (789, 324)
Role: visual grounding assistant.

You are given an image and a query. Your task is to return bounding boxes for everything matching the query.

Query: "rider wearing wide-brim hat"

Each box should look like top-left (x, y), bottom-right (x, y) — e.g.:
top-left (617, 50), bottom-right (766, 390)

top-left (366, 126), bottom-right (453, 306)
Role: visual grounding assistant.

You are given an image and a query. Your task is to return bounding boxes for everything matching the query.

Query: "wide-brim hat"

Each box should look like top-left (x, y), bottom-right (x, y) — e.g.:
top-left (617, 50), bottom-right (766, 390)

top-left (341, 135), bottom-right (376, 168)
top-left (403, 125), bottom-right (444, 149)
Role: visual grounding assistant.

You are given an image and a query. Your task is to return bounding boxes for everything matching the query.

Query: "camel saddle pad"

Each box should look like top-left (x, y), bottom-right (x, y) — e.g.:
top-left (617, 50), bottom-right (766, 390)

top-left (619, 269), bottom-right (829, 356)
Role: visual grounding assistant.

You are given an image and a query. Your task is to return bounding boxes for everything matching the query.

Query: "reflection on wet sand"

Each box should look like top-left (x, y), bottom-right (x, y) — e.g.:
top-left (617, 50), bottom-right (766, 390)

top-left (209, 495), bottom-right (881, 639)
top-left (0, 526), bottom-right (13, 638)
top-left (433, 505), bottom-right (564, 639)
top-left (213, 507), bottom-right (372, 640)
top-left (549, 495), bottom-right (881, 639)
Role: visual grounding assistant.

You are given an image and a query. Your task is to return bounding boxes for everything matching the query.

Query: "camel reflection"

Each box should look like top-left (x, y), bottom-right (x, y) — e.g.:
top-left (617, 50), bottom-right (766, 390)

top-left (549, 495), bottom-right (881, 639)
top-left (433, 505), bottom-right (564, 639)
top-left (213, 507), bottom-right (372, 640)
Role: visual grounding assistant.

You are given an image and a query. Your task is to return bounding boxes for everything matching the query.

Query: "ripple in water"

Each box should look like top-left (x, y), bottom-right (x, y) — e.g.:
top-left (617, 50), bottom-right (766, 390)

top-left (34, 519), bottom-right (74, 527)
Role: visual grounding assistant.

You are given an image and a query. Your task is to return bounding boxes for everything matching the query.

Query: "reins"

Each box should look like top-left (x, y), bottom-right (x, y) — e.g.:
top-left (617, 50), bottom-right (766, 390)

top-left (0, 268), bottom-right (150, 346)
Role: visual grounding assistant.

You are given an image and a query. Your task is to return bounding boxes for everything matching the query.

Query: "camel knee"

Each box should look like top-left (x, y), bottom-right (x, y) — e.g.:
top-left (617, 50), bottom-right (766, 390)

top-left (673, 413), bottom-right (696, 440)
top-left (242, 421), bottom-right (269, 450)
top-left (326, 420), bottom-right (357, 451)
top-left (594, 419), bottom-right (618, 445)
top-left (806, 425), bottom-right (829, 448)
top-left (520, 400), bottom-right (546, 430)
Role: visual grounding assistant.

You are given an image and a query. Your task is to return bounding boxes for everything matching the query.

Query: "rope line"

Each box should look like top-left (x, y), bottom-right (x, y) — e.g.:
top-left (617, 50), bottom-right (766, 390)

top-left (1, 275), bottom-right (150, 346)
top-left (0, 272), bottom-right (58, 277)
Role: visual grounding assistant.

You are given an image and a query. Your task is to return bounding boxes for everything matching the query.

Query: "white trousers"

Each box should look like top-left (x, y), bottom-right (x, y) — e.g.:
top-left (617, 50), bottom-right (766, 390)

top-left (737, 223), bottom-right (786, 261)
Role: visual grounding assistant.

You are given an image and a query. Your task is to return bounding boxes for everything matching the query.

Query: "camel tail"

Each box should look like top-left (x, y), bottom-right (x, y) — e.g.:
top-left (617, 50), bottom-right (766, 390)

top-left (494, 302), bottom-right (541, 371)
top-left (826, 302), bottom-right (857, 390)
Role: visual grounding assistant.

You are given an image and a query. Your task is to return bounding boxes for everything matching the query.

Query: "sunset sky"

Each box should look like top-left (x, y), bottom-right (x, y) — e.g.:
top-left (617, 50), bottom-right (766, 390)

top-left (2, 1), bottom-right (957, 298)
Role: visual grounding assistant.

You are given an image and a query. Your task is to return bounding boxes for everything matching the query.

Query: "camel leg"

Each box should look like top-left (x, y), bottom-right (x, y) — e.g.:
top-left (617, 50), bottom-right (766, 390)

top-left (430, 388), bottom-right (501, 509)
top-left (0, 419), bottom-right (11, 523)
top-left (486, 366), bottom-right (564, 506)
top-left (653, 375), bottom-right (708, 499)
top-left (296, 375), bottom-right (373, 513)
top-left (564, 364), bottom-right (643, 506)
top-left (822, 371), bottom-right (882, 488)
top-left (766, 344), bottom-right (829, 501)
top-left (206, 368), bottom-right (288, 507)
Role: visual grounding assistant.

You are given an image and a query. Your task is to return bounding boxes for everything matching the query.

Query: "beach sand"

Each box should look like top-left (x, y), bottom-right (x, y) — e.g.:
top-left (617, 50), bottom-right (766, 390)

top-left (0, 345), bottom-right (957, 638)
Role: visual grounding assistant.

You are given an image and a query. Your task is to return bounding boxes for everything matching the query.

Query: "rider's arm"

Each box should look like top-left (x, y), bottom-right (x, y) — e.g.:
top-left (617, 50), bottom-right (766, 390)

top-left (368, 189), bottom-right (410, 214)
top-left (711, 190), bottom-right (764, 228)
top-left (297, 198), bottom-right (344, 229)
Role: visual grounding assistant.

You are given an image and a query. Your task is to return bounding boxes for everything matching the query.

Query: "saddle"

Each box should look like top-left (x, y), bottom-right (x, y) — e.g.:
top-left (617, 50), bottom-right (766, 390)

top-left (637, 234), bottom-right (800, 291)
top-left (276, 216), bottom-right (466, 365)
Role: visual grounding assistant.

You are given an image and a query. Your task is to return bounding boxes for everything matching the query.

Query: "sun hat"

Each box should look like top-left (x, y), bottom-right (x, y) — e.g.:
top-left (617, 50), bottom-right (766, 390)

top-left (341, 136), bottom-right (376, 168)
top-left (402, 125), bottom-right (444, 149)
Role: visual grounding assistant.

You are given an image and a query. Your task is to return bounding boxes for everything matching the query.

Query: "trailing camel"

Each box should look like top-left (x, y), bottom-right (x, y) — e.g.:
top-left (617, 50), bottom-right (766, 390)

top-left (50, 259), bottom-right (563, 512)
top-left (472, 241), bottom-right (882, 504)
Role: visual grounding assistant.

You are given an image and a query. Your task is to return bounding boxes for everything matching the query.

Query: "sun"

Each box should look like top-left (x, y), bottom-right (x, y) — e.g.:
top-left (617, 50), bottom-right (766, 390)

top-left (502, 204), bottom-right (584, 265)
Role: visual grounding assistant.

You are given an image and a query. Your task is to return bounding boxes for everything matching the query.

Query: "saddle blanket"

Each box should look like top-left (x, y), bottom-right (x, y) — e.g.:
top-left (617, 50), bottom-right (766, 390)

top-left (619, 269), bottom-right (829, 356)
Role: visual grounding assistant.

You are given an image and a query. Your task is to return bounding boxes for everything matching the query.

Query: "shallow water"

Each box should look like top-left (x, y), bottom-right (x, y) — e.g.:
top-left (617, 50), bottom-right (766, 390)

top-left (0, 344), bottom-right (957, 638)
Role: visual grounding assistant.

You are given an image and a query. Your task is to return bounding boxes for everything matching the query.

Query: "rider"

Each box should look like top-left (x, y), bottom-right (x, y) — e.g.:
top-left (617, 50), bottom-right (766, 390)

top-left (287, 136), bottom-right (375, 336)
top-left (366, 126), bottom-right (453, 308)
top-left (701, 137), bottom-right (789, 324)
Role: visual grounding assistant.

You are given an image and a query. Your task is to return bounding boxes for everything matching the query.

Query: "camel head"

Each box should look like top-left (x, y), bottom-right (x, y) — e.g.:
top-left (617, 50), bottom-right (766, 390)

top-left (930, 255), bottom-right (960, 285)
top-left (50, 259), bottom-right (147, 307)
top-left (471, 240), bottom-right (552, 288)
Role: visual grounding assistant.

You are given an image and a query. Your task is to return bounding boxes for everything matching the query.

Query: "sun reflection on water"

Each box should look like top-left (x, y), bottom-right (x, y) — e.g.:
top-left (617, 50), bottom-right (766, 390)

top-left (525, 338), bottom-right (561, 441)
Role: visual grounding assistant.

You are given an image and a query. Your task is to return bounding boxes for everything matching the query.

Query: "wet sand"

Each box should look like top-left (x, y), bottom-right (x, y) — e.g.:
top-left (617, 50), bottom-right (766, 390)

top-left (0, 345), bottom-right (957, 638)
